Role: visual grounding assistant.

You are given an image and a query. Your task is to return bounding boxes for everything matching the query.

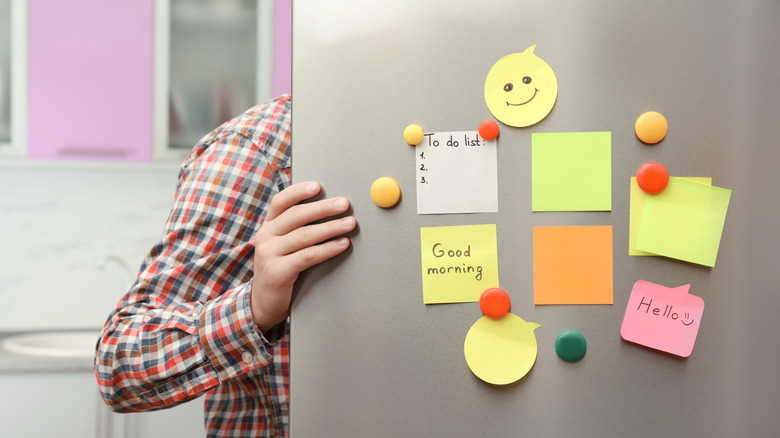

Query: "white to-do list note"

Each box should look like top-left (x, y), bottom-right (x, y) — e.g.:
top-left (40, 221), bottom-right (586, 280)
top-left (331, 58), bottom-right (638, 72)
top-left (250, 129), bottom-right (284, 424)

top-left (416, 131), bottom-right (498, 214)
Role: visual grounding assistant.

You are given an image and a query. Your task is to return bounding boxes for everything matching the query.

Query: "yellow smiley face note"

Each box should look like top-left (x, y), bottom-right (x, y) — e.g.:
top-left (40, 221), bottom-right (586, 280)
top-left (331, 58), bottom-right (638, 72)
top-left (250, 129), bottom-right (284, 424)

top-left (420, 224), bottom-right (499, 304)
top-left (484, 45), bottom-right (558, 127)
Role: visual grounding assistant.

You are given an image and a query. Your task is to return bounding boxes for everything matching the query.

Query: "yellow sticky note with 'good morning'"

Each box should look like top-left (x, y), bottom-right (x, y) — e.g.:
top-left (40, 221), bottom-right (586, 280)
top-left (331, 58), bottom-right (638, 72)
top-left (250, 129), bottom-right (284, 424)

top-left (420, 224), bottom-right (499, 304)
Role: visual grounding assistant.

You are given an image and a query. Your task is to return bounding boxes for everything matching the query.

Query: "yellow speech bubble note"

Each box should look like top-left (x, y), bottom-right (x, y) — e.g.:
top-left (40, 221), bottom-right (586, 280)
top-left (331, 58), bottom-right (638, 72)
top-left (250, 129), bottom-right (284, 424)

top-left (484, 45), bottom-right (558, 128)
top-left (464, 313), bottom-right (540, 385)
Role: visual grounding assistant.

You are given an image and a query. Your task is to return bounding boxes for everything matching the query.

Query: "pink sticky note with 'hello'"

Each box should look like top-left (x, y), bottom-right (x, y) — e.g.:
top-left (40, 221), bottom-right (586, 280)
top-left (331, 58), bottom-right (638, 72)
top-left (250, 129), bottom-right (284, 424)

top-left (620, 280), bottom-right (705, 357)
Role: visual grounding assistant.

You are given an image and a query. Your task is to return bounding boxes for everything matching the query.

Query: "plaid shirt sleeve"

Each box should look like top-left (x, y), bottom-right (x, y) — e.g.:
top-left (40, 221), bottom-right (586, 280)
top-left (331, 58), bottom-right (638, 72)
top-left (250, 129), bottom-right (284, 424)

top-left (95, 96), bottom-right (292, 415)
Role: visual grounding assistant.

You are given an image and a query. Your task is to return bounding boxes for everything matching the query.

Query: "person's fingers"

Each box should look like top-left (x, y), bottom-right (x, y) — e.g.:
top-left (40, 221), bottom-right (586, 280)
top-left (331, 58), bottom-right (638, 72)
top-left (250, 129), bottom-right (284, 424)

top-left (284, 236), bottom-right (352, 273)
top-left (267, 196), bottom-right (351, 236)
top-left (265, 181), bottom-right (321, 221)
top-left (276, 215), bottom-right (356, 255)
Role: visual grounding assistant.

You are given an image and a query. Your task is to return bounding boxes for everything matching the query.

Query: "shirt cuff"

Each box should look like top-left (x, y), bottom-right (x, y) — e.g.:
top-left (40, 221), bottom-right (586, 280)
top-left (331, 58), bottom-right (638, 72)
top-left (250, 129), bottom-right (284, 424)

top-left (198, 282), bottom-right (286, 382)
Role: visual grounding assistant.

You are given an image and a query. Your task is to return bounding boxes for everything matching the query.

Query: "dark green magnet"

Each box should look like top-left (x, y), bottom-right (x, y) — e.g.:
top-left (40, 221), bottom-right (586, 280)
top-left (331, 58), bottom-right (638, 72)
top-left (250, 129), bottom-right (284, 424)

top-left (555, 330), bottom-right (587, 362)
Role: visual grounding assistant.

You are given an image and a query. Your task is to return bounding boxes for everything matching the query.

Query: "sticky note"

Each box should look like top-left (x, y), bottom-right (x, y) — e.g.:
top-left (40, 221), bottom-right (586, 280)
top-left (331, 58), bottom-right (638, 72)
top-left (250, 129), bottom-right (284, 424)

top-left (484, 45), bottom-right (558, 128)
top-left (621, 280), bottom-right (705, 358)
top-left (416, 131), bottom-right (498, 214)
top-left (532, 132), bottom-right (612, 211)
top-left (629, 177), bottom-right (712, 256)
top-left (533, 226), bottom-right (613, 305)
top-left (464, 313), bottom-right (540, 385)
top-left (420, 224), bottom-right (499, 304)
top-left (635, 177), bottom-right (731, 267)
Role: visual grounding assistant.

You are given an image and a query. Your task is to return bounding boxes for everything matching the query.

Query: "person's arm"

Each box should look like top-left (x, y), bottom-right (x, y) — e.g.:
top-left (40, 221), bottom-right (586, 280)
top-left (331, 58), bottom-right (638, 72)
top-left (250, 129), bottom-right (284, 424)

top-left (94, 97), bottom-right (355, 412)
top-left (250, 181), bottom-right (355, 333)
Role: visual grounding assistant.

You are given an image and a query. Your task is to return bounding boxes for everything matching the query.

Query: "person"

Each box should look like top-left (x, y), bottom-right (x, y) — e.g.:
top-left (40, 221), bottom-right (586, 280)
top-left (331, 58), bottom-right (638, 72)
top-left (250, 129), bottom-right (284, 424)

top-left (94, 95), bottom-right (356, 437)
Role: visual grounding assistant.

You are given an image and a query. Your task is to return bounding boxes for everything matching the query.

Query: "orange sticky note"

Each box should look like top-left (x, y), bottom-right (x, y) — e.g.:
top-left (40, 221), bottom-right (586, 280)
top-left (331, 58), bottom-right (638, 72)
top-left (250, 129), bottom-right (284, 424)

top-left (533, 226), bottom-right (613, 305)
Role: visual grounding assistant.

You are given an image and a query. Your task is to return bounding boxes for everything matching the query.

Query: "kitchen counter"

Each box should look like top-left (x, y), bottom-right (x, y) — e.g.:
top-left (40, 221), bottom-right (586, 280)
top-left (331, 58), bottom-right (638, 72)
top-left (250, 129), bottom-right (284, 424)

top-left (0, 331), bottom-right (98, 373)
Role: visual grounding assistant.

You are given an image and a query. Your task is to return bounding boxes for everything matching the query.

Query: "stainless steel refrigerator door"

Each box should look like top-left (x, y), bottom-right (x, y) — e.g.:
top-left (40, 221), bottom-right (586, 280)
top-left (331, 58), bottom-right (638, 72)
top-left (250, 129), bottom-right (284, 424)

top-left (290, 1), bottom-right (780, 436)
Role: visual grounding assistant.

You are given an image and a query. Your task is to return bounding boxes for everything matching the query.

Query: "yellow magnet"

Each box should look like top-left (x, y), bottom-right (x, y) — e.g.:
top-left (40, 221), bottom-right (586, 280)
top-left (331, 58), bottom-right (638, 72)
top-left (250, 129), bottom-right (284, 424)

top-left (635, 111), bottom-right (668, 144)
top-left (403, 124), bottom-right (425, 145)
top-left (370, 177), bottom-right (401, 208)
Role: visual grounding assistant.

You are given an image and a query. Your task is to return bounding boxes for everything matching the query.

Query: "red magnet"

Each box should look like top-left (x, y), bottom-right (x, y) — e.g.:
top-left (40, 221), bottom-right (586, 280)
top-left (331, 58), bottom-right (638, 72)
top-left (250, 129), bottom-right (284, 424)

top-left (637, 162), bottom-right (669, 194)
top-left (479, 288), bottom-right (511, 319)
top-left (478, 120), bottom-right (500, 141)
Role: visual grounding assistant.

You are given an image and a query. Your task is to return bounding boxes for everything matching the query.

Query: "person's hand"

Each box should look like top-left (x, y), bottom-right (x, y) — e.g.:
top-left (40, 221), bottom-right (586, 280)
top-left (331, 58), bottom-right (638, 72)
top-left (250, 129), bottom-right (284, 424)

top-left (251, 181), bottom-right (355, 333)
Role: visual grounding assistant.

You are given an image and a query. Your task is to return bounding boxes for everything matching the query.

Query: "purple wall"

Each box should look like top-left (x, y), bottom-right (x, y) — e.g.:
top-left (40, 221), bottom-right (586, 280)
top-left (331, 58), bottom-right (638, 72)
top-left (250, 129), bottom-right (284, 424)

top-left (272, 0), bottom-right (291, 98)
top-left (28, 0), bottom-right (153, 161)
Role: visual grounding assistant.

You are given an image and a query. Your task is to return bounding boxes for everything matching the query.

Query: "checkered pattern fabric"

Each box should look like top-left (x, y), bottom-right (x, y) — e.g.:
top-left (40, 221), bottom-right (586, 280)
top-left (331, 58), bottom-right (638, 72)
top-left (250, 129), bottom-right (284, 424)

top-left (95, 96), bottom-right (292, 437)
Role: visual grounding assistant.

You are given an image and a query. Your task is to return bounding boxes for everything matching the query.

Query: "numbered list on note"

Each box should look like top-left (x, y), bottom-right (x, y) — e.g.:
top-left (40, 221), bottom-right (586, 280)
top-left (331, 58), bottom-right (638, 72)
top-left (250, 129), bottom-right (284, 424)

top-left (415, 130), bottom-right (498, 214)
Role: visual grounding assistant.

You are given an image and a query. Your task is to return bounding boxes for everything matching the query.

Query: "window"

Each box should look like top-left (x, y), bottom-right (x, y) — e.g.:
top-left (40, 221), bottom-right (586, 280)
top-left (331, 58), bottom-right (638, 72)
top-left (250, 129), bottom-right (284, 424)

top-left (0, 0), bottom-right (26, 157)
top-left (154, 0), bottom-right (273, 161)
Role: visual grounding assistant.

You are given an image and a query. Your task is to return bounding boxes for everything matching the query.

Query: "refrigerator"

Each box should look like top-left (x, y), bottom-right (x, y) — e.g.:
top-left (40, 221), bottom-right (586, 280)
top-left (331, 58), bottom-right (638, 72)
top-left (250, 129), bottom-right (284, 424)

top-left (290, 1), bottom-right (780, 436)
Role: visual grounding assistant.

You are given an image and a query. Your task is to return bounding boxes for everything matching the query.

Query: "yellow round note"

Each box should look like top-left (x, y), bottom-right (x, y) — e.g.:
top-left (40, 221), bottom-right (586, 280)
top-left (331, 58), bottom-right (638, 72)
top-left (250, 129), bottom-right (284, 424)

top-left (484, 45), bottom-right (558, 128)
top-left (464, 313), bottom-right (540, 385)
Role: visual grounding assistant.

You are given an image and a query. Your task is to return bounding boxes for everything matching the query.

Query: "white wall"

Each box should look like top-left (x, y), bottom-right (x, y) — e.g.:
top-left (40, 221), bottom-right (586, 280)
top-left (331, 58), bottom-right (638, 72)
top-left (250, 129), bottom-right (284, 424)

top-left (0, 161), bottom-right (180, 331)
top-left (0, 372), bottom-right (206, 438)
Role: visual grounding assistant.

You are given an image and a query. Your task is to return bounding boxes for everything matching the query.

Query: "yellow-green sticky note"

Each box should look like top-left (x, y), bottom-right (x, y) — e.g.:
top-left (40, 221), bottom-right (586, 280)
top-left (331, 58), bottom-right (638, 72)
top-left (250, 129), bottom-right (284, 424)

top-left (629, 177), bottom-right (712, 255)
top-left (532, 132), bottom-right (611, 211)
top-left (636, 177), bottom-right (731, 267)
top-left (420, 224), bottom-right (499, 304)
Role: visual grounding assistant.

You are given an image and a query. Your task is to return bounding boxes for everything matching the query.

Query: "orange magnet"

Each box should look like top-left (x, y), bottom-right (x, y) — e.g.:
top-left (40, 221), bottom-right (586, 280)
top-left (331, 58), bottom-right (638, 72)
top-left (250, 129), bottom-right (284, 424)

top-left (479, 287), bottom-right (511, 319)
top-left (478, 120), bottom-right (500, 141)
top-left (370, 177), bottom-right (401, 208)
top-left (635, 111), bottom-right (668, 144)
top-left (637, 162), bottom-right (669, 194)
top-left (403, 124), bottom-right (425, 146)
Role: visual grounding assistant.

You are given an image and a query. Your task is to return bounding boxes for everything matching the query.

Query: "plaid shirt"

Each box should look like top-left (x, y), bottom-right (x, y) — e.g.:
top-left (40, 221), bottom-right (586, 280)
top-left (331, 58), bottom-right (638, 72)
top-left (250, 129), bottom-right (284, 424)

top-left (95, 96), bottom-right (292, 437)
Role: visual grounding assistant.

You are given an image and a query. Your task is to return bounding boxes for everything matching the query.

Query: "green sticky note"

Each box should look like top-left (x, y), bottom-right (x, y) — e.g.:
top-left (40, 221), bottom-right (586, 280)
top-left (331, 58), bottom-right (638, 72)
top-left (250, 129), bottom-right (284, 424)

top-left (629, 176), bottom-right (712, 256)
top-left (532, 132), bottom-right (612, 211)
top-left (635, 177), bottom-right (732, 267)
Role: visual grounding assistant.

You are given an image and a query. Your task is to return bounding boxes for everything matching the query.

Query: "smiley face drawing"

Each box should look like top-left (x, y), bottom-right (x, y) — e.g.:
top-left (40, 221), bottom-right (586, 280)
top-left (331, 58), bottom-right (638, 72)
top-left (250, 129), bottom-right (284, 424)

top-left (484, 45), bottom-right (558, 127)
